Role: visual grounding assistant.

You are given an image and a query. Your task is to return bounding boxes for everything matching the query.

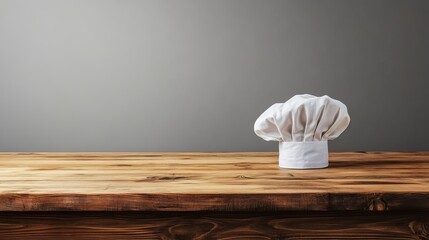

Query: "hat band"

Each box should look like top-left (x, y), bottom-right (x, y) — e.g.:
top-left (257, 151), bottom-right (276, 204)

top-left (279, 141), bottom-right (328, 169)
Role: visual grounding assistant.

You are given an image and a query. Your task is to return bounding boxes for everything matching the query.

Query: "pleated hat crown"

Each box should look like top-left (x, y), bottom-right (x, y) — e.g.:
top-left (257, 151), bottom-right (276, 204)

top-left (254, 94), bottom-right (350, 169)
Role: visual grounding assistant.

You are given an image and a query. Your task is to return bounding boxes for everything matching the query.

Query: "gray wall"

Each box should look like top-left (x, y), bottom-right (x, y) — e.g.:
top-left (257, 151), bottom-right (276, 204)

top-left (1, 0), bottom-right (428, 152)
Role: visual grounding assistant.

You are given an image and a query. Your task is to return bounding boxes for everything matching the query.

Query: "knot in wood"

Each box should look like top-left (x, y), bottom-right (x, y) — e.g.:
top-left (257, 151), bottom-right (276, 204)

top-left (236, 175), bottom-right (251, 179)
top-left (368, 197), bottom-right (388, 211)
top-left (408, 221), bottom-right (429, 239)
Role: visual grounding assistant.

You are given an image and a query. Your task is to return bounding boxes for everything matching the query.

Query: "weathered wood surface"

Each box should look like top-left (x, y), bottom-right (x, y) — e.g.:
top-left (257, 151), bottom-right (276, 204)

top-left (0, 152), bottom-right (428, 211)
top-left (0, 211), bottom-right (427, 239)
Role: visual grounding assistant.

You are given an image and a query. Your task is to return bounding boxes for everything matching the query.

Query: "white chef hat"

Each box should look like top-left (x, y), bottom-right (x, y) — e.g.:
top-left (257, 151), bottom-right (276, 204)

top-left (254, 94), bottom-right (350, 169)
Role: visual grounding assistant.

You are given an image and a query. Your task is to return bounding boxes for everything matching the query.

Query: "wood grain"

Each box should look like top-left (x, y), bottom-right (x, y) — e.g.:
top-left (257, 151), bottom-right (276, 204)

top-left (0, 152), bottom-right (429, 211)
top-left (0, 211), bottom-right (427, 239)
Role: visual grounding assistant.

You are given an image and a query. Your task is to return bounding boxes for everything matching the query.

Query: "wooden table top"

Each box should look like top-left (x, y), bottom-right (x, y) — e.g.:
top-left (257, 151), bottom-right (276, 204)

top-left (0, 152), bottom-right (428, 211)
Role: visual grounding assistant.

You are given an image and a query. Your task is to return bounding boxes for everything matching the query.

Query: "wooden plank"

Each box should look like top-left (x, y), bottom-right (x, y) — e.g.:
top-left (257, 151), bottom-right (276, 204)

top-left (0, 211), bottom-right (427, 239)
top-left (0, 152), bottom-right (429, 211)
top-left (1, 193), bottom-right (429, 211)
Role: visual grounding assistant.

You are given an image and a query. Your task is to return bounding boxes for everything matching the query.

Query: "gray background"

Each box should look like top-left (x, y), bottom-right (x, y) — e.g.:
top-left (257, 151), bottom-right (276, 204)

top-left (1, 0), bottom-right (428, 152)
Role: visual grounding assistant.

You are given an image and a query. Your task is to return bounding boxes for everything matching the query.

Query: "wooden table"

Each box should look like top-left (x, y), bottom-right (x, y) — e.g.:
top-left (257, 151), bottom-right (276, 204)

top-left (0, 152), bottom-right (428, 239)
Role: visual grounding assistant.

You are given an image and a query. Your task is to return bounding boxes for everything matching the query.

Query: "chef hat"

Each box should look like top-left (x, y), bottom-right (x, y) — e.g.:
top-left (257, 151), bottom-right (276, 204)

top-left (254, 94), bottom-right (350, 169)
